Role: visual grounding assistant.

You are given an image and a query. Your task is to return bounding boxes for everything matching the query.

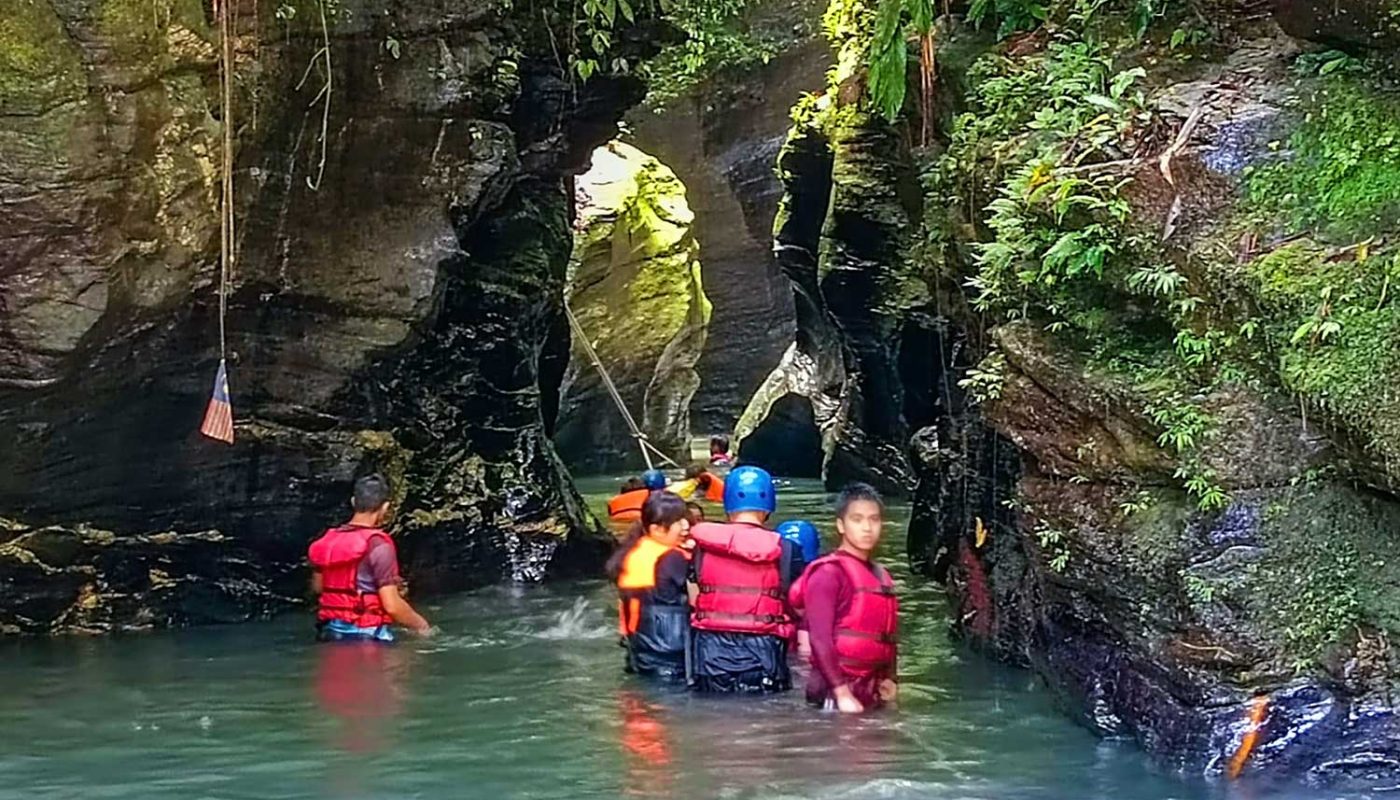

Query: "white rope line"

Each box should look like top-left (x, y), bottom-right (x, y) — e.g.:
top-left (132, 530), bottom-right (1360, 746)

top-left (563, 302), bottom-right (680, 470)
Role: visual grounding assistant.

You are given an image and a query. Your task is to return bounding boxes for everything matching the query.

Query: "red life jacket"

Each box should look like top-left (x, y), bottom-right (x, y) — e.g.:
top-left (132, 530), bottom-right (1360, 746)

top-left (308, 525), bottom-right (397, 628)
top-left (690, 522), bottom-right (793, 638)
top-left (789, 553), bottom-right (898, 678)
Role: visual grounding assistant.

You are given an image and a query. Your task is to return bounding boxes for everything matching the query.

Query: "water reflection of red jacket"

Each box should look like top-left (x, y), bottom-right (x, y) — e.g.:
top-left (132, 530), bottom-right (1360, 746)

top-left (314, 642), bottom-right (405, 754)
top-left (617, 690), bottom-right (673, 798)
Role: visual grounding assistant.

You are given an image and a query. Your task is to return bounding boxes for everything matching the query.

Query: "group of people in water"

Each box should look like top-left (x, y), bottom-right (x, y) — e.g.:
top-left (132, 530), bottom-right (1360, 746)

top-left (605, 464), bottom-right (897, 713)
top-left (304, 433), bottom-right (898, 715)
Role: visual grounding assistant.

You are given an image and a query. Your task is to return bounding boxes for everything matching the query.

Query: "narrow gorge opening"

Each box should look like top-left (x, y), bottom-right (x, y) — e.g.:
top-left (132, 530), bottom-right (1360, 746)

top-left (556, 140), bottom-right (710, 474)
top-left (554, 37), bottom-right (831, 477)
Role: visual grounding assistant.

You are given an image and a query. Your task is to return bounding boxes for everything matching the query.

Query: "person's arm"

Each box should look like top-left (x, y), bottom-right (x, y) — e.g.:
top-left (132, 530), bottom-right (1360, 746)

top-left (805, 565), bottom-right (861, 712)
top-left (654, 550), bottom-right (689, 604)
top-left (309, 571), bottom-right (323, 596)
top-left (377, 584), bottom-right (432, 635)
top-left (687, 551), bottom-right (701, 605)
top-left (366, 539), bottom-right (433, 636)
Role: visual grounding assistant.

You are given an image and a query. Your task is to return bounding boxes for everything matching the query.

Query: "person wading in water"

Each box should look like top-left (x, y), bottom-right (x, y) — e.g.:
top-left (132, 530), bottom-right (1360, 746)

top-left (777, 519), bottom-right (823, 658)
top-left (608, 469), bottom-right (669, 521)
top-left (688, 466), bottom-right (796, 693)
top-left (609, 491), bottom-right (692, 681)
top-left (789, 483), bottom-right (898, 712)
top-left (708, 435), bottom-right (733, 468)
top-left (308, 473), bottom-right (433, 642)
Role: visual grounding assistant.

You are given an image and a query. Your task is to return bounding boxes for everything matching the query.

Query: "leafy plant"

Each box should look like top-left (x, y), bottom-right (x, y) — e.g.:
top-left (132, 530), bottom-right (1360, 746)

top-left (860, 0), bottom-right (938, 141)
top-left (1035, 525), bottom-right (1072, 572)
top-left (1278, 540), bottom-right (1362, 665)
top-left (949, 40), bottom-right (1152, 326)
top-left (1295, 49), bottom-right (1364, 77)
top-left (968, 0), bottom-right (1048, 38)
top-left (1181, 572), bottom-right (1216, 604)
top-left (1177, 465), bottom-right (1228, 511)
top-left (959, 352), bottom-right (1008, 404)
top-left (640, 0), bottom-right (783, 106)
top-left (1118, 489), bottom-right (1154, 517)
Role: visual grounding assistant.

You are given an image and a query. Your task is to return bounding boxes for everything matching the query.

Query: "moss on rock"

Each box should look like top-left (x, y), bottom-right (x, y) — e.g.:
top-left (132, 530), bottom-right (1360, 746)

top-left (1238, 240), bottom-right (1400, 476)
top-left (556, 140), bottom-right (711, 470)
top-left (0, 0), bottom-right (85, 114)
top-left (1246, 75), bottom-right (1400, 240)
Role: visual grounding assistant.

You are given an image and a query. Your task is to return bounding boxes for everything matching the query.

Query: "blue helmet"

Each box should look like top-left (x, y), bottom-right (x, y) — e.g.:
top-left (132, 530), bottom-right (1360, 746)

top-left (723, 466), bottom-right (776, 515)
top-left (641, 469), bottom-right (668, 490)
top-left (777, 520), bottom-right (821, 564)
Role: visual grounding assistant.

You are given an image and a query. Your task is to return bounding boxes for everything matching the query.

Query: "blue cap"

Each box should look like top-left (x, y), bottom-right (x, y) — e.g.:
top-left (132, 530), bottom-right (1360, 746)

top-left (723, 466), bottom-right (776, 515)
top-left (777, 520), bottom-right (821, 563)
top-left (641, 469), bottom-right (668, 490)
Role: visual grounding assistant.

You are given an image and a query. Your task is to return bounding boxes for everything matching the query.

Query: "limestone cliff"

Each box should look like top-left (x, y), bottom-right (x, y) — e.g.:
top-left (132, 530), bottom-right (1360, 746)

top-left (770, 0), bottom-right (1400, 784)
top-left (556, 140), bottom-right (710, 472)
top-left (628, 29), bottom-right (829, 433)
top-left (0, 0), bottom-right (633, 633)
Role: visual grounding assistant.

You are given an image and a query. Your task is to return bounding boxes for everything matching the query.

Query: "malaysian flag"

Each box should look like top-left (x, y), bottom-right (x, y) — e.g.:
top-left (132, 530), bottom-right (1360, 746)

top-left (200, 359), bottom-right (235, 444)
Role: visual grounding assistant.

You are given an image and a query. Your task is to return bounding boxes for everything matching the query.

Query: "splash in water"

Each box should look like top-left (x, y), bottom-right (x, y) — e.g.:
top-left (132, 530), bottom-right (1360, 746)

top-left (536, 597), bottom-right (614, 640)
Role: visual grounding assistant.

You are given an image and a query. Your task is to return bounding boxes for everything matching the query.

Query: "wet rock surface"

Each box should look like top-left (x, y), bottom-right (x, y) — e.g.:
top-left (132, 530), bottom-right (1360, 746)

top-left (628, 37), bottom-right (830, 433)
top-left (923, 36), bottom-right (1400, 781)
top-left (556, 141), bottom-right (710, 472)
top-left (0, 1), bottom-right (627, 632)
top-left (737, 103), bottom-right (927, 494)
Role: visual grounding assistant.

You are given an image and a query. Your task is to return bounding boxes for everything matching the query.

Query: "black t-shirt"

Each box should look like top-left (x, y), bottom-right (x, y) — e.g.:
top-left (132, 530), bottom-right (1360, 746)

top-left (652, 550), bottom-right (690, 606)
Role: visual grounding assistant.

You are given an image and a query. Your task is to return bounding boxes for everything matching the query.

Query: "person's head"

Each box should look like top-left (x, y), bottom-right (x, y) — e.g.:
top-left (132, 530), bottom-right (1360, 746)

top-left (709, 435), bottom-right (730, 456)
top-left (351, 473), bottom-right (393, 527)
top-left (723, 465), bottom-right (775, 522)
top-left (607, 491), bottom-right (689, 577)
top-left (642, 491), bottom-right (690, 547)
top-left (621, 477), bottom-right (644, 493)
top-left (777, 520), bottom-right (822, 564)
top-left (685, 502), bottom-right (706, 525)
top-left (835, 482), bottom-right (884, 556)
top-left (641, 468), bottom-right (668, 491)
top-left (684, 463), bottom-right (712, 490)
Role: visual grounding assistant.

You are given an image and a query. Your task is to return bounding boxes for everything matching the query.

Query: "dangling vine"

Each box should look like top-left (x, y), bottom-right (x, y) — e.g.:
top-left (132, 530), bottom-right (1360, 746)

top-left (292, 0), bottom-right (333, 190)
top-left (216, 0), bottom-right (238, 357)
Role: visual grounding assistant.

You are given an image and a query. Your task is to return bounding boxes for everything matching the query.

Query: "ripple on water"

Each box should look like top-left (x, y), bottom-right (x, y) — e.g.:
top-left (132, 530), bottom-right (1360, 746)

top-left (0, 480), bottom-right (1232, 800)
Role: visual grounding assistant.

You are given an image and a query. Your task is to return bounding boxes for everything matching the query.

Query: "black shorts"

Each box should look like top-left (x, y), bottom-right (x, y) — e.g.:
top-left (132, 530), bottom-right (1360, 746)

top-left (690, 630), bottom-right (791, 693)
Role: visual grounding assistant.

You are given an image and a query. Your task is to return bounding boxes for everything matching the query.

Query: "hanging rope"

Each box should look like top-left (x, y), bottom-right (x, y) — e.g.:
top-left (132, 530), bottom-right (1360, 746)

top-left (216, 0), bottom-right (236, 361)
top-left (563, 302), bottom-right (680, 470)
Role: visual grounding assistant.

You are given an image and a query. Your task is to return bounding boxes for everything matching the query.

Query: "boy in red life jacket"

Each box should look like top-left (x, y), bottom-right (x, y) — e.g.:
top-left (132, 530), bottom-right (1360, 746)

top-left (688, 466), bottom-right (796, 693)
top-left (308, 474), bottom-right (433, 643)
top-left (790, 483), bottom-right (898, 713)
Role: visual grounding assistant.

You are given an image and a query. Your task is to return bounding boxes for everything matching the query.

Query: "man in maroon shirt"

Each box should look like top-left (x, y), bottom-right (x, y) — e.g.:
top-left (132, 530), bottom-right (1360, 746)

top-left (309, 474), bottom-right (433, 642)
top-left (799, 483), bottom-right (898, 713)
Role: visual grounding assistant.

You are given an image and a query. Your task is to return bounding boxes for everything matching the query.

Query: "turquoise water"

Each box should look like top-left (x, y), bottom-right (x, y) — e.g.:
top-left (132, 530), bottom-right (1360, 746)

top-left (0, 478), bottom-right (1227, 799)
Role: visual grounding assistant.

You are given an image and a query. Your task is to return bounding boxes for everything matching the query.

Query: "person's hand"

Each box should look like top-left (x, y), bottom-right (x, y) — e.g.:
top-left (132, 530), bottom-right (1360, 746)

top-left (413, 624), bottom-right (438, 639)
top-left (833, 685), bottom-right (864, 714)
top-left (879, 679), bottom-right (898, 704)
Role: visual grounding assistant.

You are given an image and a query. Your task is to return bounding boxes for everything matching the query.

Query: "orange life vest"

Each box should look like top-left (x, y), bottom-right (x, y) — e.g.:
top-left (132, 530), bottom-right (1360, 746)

top-left (608, 489), bottom-right (650, 521)
top-left (701, 473), bottom-right (725, 503)
top-left (308, 525), bottom-right (396, 628)
top-left (690, 522), bottom-right (793, 638)
top-left (616, 536), bottom-right (684, 635)
top-left (789, 553), bottom-right (898, 678)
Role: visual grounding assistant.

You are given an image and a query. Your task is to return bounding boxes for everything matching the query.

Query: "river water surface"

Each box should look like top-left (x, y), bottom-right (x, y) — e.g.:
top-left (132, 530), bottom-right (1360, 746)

top-left (0, 479), bottom-right (1262, 799)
